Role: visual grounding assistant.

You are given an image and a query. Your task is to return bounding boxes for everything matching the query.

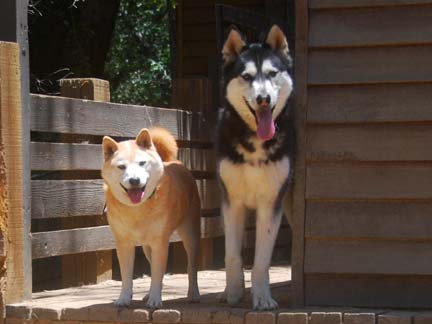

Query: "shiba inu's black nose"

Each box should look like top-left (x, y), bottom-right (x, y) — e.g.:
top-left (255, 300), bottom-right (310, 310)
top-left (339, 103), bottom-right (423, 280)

top-left (129, 177), bottom-right (141, 186)
top-left (256, 95), bottom-right (271, 107)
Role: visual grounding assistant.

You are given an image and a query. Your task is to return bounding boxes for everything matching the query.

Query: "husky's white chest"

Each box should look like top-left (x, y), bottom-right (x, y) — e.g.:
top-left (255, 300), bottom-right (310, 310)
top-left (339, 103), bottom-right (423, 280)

top-left (219, 156), bottom-right (290, 209)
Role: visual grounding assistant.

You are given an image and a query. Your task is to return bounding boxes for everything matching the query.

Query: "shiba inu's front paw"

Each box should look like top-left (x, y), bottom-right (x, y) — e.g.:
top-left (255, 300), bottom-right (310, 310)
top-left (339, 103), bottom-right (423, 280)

top-left (114, 292), bottom-right (132, 307)
top-left (252, 293), bottom-right (278, 310)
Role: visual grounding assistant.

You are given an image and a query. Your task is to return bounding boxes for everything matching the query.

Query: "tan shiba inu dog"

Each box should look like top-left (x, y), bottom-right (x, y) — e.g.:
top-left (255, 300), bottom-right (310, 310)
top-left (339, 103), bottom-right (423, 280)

top-left (102, 127), bottom-right (201, 308)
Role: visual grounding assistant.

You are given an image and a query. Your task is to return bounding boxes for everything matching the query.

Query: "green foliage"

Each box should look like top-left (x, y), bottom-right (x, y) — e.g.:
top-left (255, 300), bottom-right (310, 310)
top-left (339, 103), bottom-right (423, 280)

top-left (105, 0), bottom-right (173, 106)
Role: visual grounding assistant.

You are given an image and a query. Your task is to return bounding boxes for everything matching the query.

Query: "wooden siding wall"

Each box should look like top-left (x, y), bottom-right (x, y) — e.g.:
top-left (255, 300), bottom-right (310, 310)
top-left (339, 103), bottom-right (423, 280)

top-left (177, 0), bottom-right (265, 77)
top-left (304, 0), bottom-right (432, 308)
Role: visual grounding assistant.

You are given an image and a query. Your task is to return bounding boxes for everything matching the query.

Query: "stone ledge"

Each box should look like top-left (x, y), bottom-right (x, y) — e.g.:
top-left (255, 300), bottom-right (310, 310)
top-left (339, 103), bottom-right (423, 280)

top-left (5, 304), bottom-right (429, 324)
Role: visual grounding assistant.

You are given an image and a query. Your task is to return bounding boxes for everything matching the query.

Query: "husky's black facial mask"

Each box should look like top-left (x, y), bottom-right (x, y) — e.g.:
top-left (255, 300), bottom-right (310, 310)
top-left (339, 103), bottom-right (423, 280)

top-left (222, 25), bottom-right (293, 141)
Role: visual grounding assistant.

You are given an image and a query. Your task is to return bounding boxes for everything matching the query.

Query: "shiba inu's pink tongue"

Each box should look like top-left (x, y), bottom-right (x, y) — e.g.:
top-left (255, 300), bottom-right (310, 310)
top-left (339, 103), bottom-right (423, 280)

top-left (128, 188), bottom-right (144, 204)
top-left (256, 109), bottom-right (275, 141)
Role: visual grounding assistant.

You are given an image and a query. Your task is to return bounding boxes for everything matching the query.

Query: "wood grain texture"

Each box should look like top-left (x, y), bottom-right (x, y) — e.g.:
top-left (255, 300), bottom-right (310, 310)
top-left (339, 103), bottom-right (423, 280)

top-left (305, 239), bottom-right (432, 275)
top-left (309, 46), bottom-right (432, 85)
top-left (305, 274), bottom-right (432, 308)
top-left (310, 6), bottom-right (432, 48)
top-left (32, 179), bottom-right (220, 219)
top-left (0, 41), bottom-right (32, 303)
top-left (31, 142), bottom-right (216, 174)
top-left (310, 0), bottom-right (432, 9)
top-left (306, 201), bottom-right (432, 239)
top-left (306, 163), bottom-right (432, 200)
top-left (30, 94), bottom-right (194, 140)
top-left (307, 83), bottom-right (432, 123)
top-left (31, 142), bottom-right (101, 171)
top-left (32, 217), bottom-right (224, 259)
top-left (31, 180), bottom-right (105, 219)
top-left (59, 79), bottom-right (110, 102)
top-left (0, 47), bottom-right (9, 316)
top-left (307, 124), bottom-right (432, 162)
top-left (291, 0), bottom-right (309, 307)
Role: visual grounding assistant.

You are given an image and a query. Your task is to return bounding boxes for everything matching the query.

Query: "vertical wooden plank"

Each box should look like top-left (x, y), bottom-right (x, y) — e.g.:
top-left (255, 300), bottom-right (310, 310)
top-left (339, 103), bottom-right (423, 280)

top-left (0, 41), bottom-right (32, 304)
top-left (0, 48), bottom-right (10, 322)
top-left (0, 0), bottom-right (32, 305)
top-left (15, 0), bottom-right (32, 304)
top-left (60, 78), bottom-right (112, 287)
top-left (290, 0), bottom-right (309, 307)
top-left (171, 78), bottom-right (216, 271)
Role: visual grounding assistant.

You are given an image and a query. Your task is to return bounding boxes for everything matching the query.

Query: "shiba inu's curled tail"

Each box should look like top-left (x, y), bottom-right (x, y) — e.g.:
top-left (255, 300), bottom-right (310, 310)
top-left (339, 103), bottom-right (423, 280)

top-left (149, 127), bottom-right (178, 162)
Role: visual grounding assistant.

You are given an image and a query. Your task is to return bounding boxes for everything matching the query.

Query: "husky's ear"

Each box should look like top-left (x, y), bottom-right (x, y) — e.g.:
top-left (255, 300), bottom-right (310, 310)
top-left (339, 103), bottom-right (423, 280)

top-left (136, 128), bottom-right (153, 149)
top-left (102, 136), bottom-right (118, 161)
top-left (222, 28), bottom-right (245, 65)
top-left (265, 25), bottom-right (289, 58)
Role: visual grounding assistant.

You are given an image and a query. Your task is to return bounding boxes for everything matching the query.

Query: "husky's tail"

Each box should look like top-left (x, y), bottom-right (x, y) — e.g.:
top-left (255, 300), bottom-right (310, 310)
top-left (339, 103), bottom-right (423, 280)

top-left (149, 127), bottom-right (178, 162)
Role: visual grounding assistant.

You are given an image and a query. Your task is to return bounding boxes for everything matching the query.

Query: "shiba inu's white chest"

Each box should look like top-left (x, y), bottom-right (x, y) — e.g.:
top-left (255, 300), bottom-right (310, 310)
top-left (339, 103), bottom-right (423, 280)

top-left (219, 156), bottom-right (290, 209)
top-left (107, 206), bottom-right (167, 245)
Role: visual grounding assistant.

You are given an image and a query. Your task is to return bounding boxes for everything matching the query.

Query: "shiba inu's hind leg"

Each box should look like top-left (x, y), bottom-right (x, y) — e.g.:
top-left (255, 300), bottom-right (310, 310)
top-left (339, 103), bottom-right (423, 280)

top-left (143, 245), bottom-right (152, 264)
top-left (141, 245), bottom-right (152, 303)
top-left (177, 213), bottom-right (201, 302)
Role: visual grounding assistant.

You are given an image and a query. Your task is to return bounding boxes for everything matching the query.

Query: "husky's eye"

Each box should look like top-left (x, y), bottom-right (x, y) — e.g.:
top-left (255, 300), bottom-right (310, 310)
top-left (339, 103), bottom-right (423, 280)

top-left (117, 164), bottom-right (126, 170)
top-left (138, 161), bottom-right (146, 167)
top-left (241, 73), bottom-right (253, 82)
top-left (268, 71), bottom-right (278, 78)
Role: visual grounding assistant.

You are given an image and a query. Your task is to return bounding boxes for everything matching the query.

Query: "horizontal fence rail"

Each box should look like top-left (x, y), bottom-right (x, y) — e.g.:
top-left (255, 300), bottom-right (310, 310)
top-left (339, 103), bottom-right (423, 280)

top-left (30, 94), bottom-right (202, 140)
top-left (32, 217), bottom-right (224, 259)
top-left (31, 179), bottom-right (220, 219)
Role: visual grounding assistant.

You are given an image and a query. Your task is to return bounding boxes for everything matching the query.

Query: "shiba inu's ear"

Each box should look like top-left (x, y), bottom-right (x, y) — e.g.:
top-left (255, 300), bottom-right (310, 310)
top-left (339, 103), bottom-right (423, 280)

top-left (136, 128), bottom-right (153, 149)
top-left (102, 136), bottom-right (118, 161)
top-left (265, 25), bottom-right (289, 58)
top-left (222, 28), bottom-right (245, 65)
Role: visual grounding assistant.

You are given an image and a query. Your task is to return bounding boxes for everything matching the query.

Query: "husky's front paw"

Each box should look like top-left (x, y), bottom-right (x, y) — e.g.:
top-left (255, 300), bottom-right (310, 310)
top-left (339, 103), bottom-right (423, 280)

top-left (252, 293), bottom-right (278, 310)
top-left (114, 292), bottom-right (132, 307)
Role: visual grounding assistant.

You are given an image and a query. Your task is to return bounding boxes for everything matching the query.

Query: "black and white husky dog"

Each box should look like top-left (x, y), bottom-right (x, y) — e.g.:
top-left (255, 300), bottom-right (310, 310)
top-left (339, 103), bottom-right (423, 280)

top-left (216, 25), bottom-right (294, 310)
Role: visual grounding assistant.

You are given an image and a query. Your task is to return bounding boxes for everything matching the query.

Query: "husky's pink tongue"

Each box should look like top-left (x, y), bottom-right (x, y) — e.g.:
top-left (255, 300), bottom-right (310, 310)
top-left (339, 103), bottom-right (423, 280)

top-left (256, 108), bottom-right (275, 141)
top-left (128, 188), bottom-right (144, 204)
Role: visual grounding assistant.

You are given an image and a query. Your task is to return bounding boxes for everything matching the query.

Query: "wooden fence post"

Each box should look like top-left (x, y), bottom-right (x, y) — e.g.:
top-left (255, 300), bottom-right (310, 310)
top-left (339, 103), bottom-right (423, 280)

top-left (60, 78), bottom-right (112, 287)
top-left (0, 41), bottom-right (32, 306)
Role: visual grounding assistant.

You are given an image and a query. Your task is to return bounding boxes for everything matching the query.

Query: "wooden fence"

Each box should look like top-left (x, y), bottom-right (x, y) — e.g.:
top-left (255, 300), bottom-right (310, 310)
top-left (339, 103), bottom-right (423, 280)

top-left (30, 78), bottom-right (223, 284)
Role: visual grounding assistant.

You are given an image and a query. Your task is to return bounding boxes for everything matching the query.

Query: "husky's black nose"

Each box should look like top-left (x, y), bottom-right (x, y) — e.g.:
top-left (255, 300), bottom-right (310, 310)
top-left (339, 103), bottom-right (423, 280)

top-left (256, 95), bottom-right (271, 107)
top-left (129, 177), bottom-right (141, 186)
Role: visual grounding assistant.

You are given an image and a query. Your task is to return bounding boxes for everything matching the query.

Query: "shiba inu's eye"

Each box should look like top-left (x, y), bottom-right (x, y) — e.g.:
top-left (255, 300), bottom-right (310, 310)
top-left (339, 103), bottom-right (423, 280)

top-left (268, 71), bottom-right (278, 78)
top-left (117, 164), bottom-right (126, 170)
top-left (241, 73), bottom-right (253, 82)
top-left (138, 161), bottom-right (146, 167)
